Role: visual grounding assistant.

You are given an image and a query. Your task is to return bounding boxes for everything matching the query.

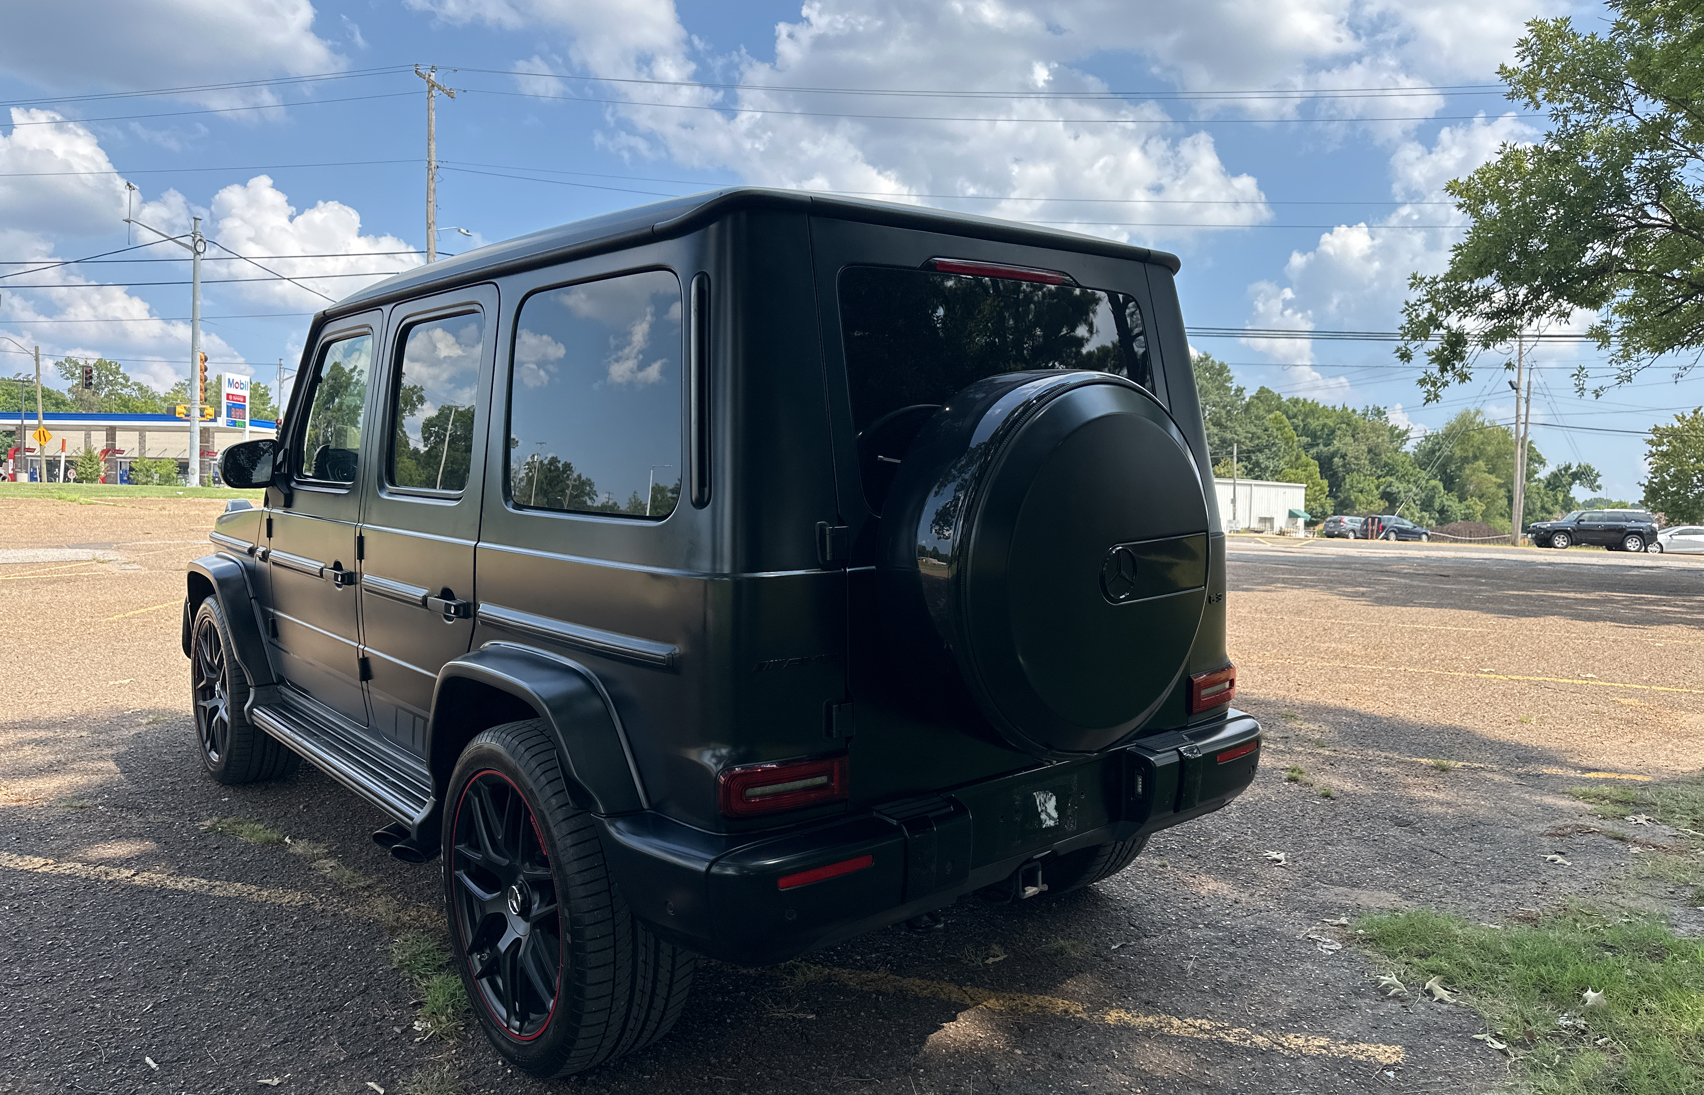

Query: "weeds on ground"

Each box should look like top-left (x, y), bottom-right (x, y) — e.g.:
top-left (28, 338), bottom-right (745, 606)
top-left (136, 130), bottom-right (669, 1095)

top-left (1285, 765), bottom-right (1309, 785)
top-left (392, 932), bottom-right (468, 1039)
top-left (1360, 905), bottom-right (1704, 1095)
top-left (1040, 937), bottom-right (1089, 959)
top-left (202, 816), bottom-right (284, 844)
top-left (1569, 773), bottom-right (1704, 835)
top-left (1318, 786), bottom-right (1337, 799)
top-left (1430, 758), bottom-right (1459, 773)
top-left (400, 1063), bottom-right (461, 1095)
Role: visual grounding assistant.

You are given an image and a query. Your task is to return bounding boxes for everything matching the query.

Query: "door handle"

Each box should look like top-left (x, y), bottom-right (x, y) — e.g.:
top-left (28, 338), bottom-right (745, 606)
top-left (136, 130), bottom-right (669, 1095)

top-left (325, 565), bottom-right (356, 589)
top-left (427, 594), bottom-right (473, 620)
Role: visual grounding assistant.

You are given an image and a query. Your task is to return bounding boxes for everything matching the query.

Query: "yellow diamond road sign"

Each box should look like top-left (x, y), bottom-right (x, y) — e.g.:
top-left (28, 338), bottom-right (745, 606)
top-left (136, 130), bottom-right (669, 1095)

top-left (31, 426), bottom-right (51, 446)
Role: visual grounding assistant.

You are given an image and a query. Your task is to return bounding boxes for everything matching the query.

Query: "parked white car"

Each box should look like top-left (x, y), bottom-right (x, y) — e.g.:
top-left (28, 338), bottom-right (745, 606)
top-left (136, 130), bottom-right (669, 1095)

top-left (1651, 525), bottom-right (1704, 554)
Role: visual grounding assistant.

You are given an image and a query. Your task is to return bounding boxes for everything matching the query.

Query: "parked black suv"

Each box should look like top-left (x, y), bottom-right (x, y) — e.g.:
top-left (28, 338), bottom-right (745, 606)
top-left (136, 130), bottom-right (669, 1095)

top-left (186, 190), bottom-right (1260, 1077)
top-left (1527, 509), bottom-right (1659, 551)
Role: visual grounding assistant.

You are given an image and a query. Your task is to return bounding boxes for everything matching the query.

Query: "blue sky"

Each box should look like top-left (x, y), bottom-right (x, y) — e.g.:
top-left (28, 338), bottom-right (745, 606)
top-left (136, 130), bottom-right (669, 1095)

top-left (1, 0), bottom-right (1692, 502)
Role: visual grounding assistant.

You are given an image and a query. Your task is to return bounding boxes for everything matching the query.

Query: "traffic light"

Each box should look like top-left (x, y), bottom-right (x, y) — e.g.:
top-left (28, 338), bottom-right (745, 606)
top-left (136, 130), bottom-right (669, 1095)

top-left (80, 364), bottom-right (94, 390)
top-left (197, 351), bottom-right (208, 405)
top-left (174, 404), bottom-right (189, 419)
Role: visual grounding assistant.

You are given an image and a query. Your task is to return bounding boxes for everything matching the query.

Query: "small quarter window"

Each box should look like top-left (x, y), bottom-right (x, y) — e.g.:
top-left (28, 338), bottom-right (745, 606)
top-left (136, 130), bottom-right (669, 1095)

top-left (388, 311), bottom-right (483, 493)
top-left (295, 333), bottom-right (372, 484)
top-left (507, 270), bottom-right (683, 519)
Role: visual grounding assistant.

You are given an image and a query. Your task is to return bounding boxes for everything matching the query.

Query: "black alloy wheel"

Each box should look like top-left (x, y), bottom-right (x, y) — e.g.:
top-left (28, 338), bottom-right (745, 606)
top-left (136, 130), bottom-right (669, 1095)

top-left (443, 720), bottom-right (695, 1077)
top-left (189, 599), bottom-right (299, 784)
top-left (191, 610), bottom-right (232, 767)
top-left (449, 769), bottom-right (563, 1041)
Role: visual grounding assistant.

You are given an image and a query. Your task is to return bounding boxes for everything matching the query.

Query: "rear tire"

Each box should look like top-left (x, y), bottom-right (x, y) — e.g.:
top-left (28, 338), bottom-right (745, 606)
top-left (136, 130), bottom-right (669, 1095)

top-left (190, 599), bottom-right (300, 784)
top-left (1622, 533), bottom-right (1645, 553)
top-left (1551, 531), bottom-right (1572, 549)
top-left (443, 720), bottom-right (694, 1078)
top-left (1041, 835), bottom-right (1150, 895)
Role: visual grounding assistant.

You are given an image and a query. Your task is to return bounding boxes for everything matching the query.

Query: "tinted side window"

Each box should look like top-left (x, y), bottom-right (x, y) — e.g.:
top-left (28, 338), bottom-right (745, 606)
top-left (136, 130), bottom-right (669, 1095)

top-left (388, 312), bottom-right (483, 493)
top-left (508, 270), bottom-right (683, 519)
top-left (838, 266), bottom-right (1153, 436)
top-left (295, 333), bottom-right (372, 484)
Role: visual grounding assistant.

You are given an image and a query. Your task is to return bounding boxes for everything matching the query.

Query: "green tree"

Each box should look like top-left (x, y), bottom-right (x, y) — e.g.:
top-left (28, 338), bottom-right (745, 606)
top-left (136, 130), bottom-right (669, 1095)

top-left (73, 446), bottom-right (104, 483)
top-left (1642, 407), bottom-right (1704, 522)
top-left (249, 381), bottom-right (279, 423)
top-left (1399, 2), bottom-right (1704, 398)
top-left (1267, 410), bottom-right (1330, 518)
top-left (54, 357), bottom-right (169, 413)
top-left (128, 457), bottom-right (180, 486)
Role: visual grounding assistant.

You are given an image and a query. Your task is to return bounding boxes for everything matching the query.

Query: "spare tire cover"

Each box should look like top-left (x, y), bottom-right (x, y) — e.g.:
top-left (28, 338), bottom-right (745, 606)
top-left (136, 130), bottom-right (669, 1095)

top-left (881, 371), bottom-right (1209, 756)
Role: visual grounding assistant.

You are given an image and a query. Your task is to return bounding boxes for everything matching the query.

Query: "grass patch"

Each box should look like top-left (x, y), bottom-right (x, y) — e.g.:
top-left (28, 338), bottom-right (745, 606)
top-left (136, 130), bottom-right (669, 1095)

top-left (399, 1063), bottom-right (461, 1095)
top-left (1280, 712), bottom-right (1302, 723)
top-left (1285, 764), bottom-right (1308, 784)
top-left (1430, 758), bottom-right (1459, 772)
top-left (1570, 773), bottom-right (1704, 834)
top-left (1040, 937), bottom-right (1090, 959)
top-left (420, 973), bottom-right (469, 1038)
top-left (1360, 905), bottom-right (1704, 1095)
top-left (0, 482), bottom-right (262, 500)
top-left (203, 816), bottom-right (285, 845)
top-left (1318, 786), bottom-right (1337, 799)
top-left (391, 932), bottom-right (453, 980)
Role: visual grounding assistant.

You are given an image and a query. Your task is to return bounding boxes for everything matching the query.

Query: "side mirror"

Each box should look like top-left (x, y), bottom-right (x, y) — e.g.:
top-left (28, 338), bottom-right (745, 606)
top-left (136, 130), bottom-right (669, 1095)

top-left (220, 438), bottom-right (278, 490)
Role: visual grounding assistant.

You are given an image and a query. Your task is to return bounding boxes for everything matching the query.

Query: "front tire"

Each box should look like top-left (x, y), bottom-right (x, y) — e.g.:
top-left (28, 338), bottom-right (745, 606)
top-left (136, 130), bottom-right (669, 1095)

top-left (1418, 532), bottom-right (1429, 542)
top-left (1649, 541), bottom-right (1664, 554)
top-left (444, 720), bottom-right (694, 1078)
top-left (190, 599), bottom-right (299, 784)
top-left (1551, 531), bottom-right (1572, 549)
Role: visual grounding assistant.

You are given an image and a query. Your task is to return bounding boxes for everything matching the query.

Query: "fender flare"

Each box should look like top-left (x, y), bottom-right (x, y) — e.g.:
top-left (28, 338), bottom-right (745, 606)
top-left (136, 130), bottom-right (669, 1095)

top-left (429, 643), bottom-right (647, 817)
top-left (184, 553), bottom-right (277, 689)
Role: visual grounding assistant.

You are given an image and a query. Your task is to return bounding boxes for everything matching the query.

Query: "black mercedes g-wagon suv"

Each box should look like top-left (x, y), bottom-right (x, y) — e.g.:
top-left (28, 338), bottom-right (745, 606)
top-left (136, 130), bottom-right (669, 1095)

top-left (187, 189), bottom-right (1261, 1077)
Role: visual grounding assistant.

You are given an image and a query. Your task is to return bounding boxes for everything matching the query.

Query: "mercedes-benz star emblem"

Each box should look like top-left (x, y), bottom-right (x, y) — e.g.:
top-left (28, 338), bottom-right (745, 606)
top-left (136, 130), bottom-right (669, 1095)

top-left (1099, 545), bottom-right (1140, 604)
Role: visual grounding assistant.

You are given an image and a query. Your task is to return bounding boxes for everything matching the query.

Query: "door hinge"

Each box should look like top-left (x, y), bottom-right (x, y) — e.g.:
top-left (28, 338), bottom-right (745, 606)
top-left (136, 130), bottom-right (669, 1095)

top-left (355, 534), bottom-right (364, 561)
top-left (358, 656), bottom-right (373, 682)
top-left (816, 521), bottom-right (851, 568)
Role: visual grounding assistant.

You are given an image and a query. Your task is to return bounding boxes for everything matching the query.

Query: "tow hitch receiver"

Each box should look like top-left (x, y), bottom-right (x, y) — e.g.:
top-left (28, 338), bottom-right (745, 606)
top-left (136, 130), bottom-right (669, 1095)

top-left (1018, 859), bottom-right (1048, 899)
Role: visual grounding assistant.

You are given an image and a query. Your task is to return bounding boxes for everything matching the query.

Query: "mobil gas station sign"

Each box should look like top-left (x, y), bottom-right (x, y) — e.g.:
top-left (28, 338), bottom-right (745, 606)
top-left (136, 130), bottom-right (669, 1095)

top-left (220, 373), bottom-right (249, 428)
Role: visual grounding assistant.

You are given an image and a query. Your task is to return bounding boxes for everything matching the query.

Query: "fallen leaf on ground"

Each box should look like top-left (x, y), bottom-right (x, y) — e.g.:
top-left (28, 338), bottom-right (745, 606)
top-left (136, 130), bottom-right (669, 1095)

top-left (1423, 976), bottom-right (1456, 1004)
top-left (1582, 988), bottom-right (1606, 1008)
top-left (1320, 916), bottom-right (1350, 926)
top-left (1305, 933), bottom-right (1343, 953)
top-left (1377, 975), bottom-right (1407, 997)
top-left (144, 1057), bottom-right (158, 1071)
top-left (366, 1084), bottom-right (386, 1095)
top-left (1261, 851), bottom-right (1288, 865)
top-left (1544, 854), bottom-right (1572, 866)
top-left (1626, 814), bottom-right (1652, 825)
top-left (984, 945), bottom-right (1008, 965)
top-left (1471, 1033), bottom-right (1510, 1053)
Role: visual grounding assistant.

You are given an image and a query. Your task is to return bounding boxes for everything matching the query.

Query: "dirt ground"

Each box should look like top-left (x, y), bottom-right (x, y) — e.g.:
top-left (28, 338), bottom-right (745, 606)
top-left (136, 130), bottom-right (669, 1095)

top-left (1, 498), bottom-right (1700, 1095)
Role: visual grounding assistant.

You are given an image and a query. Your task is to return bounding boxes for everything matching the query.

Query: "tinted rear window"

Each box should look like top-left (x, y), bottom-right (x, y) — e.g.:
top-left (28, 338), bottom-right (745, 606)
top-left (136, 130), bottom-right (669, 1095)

top-left (837, 265), bottom-right (1155, 436)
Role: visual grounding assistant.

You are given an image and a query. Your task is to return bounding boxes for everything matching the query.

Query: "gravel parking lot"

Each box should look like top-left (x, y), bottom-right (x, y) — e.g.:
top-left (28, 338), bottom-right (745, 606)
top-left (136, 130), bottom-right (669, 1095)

top-left (2, 501), bottom-right (1700, 1095)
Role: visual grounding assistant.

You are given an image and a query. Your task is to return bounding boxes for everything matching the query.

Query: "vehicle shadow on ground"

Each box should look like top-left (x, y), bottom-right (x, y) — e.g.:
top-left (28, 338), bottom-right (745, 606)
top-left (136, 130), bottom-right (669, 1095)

top-left (0, 698), bottom-right (1638, 1095)
top-left (1232, 551), bottom-right (1704, 631)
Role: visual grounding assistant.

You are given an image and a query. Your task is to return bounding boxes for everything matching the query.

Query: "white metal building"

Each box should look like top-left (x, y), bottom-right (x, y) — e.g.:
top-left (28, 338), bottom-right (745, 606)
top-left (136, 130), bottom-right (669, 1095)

top-left (1214, 477), bottom-right (1307, 533)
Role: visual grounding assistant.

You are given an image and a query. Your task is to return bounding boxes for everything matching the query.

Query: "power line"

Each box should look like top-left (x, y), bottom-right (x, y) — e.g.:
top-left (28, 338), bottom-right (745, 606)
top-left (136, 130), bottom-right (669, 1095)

top-left (4, 273), bottom-right (396, 288)
top-left (1187, 326), bottom-right (1599, 342)
top-left (3, 91), bottom-right (417, 129)
top-left (461, 83), bottom-right (1538, 126)
top-left (0, 238), bottom-right (177, 283)
top-left (455, 66), bottom-right (1510, 102)
top-left (0, 313), bottom-right (315, 323)
top-left (0, 66), bottom-right (414, 111)
top-left (0, 251), bottom-right (426, 264)
top-left (0, 159), bottom-right (415, 179)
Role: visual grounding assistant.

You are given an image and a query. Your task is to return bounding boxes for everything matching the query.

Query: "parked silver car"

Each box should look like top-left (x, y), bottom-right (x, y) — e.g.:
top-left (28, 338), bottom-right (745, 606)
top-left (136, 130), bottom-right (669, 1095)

top-left (1651, 525), bottom-right (1704, 554)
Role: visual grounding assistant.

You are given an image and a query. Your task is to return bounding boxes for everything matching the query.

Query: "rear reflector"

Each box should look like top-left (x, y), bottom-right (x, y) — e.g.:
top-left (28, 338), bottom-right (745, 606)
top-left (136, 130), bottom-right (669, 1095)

top-left (927, 257), bottom-right (1073, 285)
top-left (718, 754), bottom-right (850, 818)
top-left (1188, 664), bottom-right (1237, 713)
top-left (777, 854), bottom-right (875, 891)
top-left (1216, 740), bottom-right (1259, 765)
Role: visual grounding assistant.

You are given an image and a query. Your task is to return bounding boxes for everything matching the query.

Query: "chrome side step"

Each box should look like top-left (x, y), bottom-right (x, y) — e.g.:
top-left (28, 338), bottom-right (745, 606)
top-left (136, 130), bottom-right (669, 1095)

top-left (250, 694), bottom-right (433, 825)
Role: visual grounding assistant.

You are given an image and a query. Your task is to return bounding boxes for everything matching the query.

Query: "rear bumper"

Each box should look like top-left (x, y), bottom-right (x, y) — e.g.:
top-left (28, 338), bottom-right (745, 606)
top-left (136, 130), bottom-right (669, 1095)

top-left (597, 710), bottom-right (1261, 965)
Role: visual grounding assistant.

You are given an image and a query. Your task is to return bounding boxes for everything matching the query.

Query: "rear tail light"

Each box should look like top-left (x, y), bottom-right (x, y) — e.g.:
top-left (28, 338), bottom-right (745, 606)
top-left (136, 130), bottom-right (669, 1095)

top-left (1188, 665), bottom-right (1236, 713)
top-left (718, 754), bottom-right (849, 818)
top-left (778, 854), bottom-right (874, 890)
top-left (1216, 740), bottom-right (1259, 764)
top-left (925, 257), bottom-right (1075, 285)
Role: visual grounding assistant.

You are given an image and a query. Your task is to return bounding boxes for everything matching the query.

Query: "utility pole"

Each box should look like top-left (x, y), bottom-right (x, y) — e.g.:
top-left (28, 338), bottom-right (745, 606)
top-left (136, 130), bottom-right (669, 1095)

top-left (125, 212), bottom-right (206, 485)
top-left (33, 345), bottom-right (43, 483)
top-left (416, 65), bottom-right (456, 263)
top-left (1519, 332), bottom-right (1533, 541)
